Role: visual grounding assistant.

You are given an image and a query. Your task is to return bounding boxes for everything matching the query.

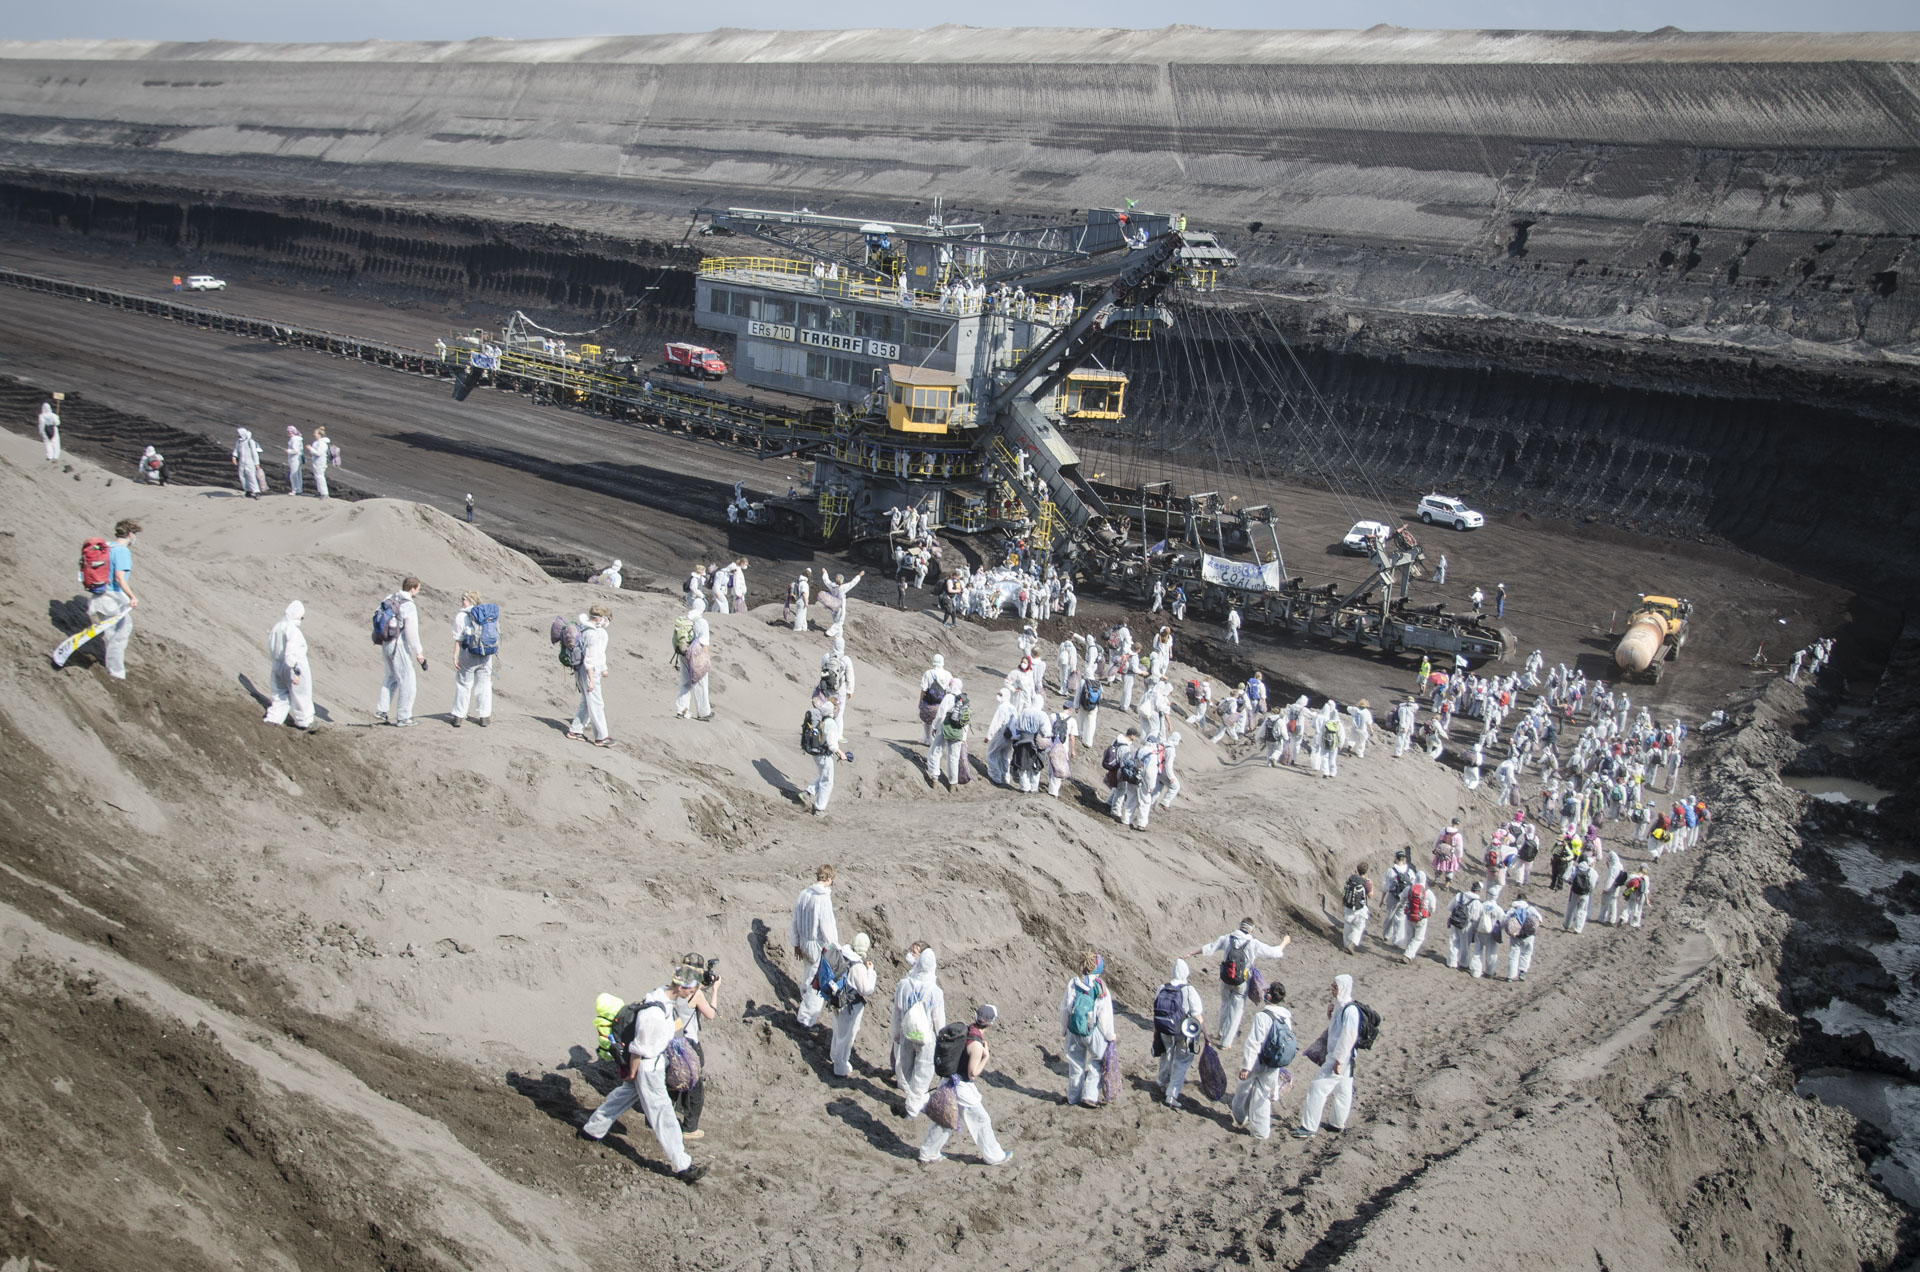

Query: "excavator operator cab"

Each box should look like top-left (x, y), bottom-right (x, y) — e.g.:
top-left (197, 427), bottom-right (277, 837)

top-left (885, 364), bottom-right (966, 434)
top-left (1062, 368), bottom-right (1128, 420)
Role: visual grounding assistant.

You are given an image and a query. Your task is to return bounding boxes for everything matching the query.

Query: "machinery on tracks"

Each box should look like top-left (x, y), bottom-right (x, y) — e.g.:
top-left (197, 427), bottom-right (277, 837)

top-left (441, 201), bottom-right (1511, 666)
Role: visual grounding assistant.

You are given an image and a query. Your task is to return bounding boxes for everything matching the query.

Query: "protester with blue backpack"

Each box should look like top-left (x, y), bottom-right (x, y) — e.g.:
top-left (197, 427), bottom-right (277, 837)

top-left (371, 577), bottom-right (427, 726)
top-left (1059, 949), bottom-right (1117, 1107)
top-left (450, 589), bottom-right (499, 728)
top-left (1230, 981), bottom-right (1297, 1139)
top-left (1152, 960), bottom-right (1206, 1109)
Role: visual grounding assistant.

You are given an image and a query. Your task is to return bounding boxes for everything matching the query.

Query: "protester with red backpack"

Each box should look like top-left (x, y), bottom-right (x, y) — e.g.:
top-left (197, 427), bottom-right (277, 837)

top-left (1191, 918), bottom-right (1291, 1048)
top-left (1399, 869), bottom-right (1435, 962)
top-left (83, 520), bottom-right (141, 680)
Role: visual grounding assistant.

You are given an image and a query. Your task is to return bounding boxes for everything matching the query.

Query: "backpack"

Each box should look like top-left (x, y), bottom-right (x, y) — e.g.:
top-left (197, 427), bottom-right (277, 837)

top-left (1218, 934), bottom-right (1253, 987)
top-left (1152, 984), bottom-right (1188, 1036)
top-left (814, 946), bottom-right (862, 1009)
top-left (79, 538), bottom-right (111, 593)
top-left (821, 657), bottom-right (846, 695)
top-left (372, 595), bottom-right (404, 645)
top-left (940, 696), bottom-right (972, 743)
top-left (1323, 719), bottom-right (1340, 743)
top-left (600, 996), bottom-right (666, 1069)
top-left (1080, 682), bottom-right (1102, 709)
top-left (1518, 839), bottom-right (1539, 862)
top-left (1117, 752), bottom-right (1143, 784)
top-left (462, 603), bottom-right (500, 658)
top-left (1518, 910), bottom-right (1540, 938)
top-left (1342, 874), bottom-right (1368, 911)
top-left (1447, 895), bottom-right (1473, 930)
top-left (1067, 979), bottom-right (1101, 1038)
top-left (1626, 875), bottom-right (1646, 895)
top-left (1101, 739), bottom-right (1123, 771)
top-left (900, 991), bottom-right (934, 1044)
top-left (1351, 1001), bottom-right (1382, 1051)
top-left (1569, 866), bottom-right (1594, 896)
top-left (1406, 883), bottom-right (1431, 923)
top-left (1257, 1011), bottom-right (1298, 1069)
top-left (932, 1021), bottom-right (974, 1078)
top-left (1186, 679), bottom-right (1204, 706)
top-left (1504, 914), bottom-right (1523, 938)
top-left (1476, 905), bottom-right (1498, 935)
top-left (671, 615), bottom-right (696, 659)
top-left (550, 616), bottom-right (583, 668)
top-left (1484, 847), bottom-right (1502, 869)
top-left (801, 707), bottom-right (830, 756)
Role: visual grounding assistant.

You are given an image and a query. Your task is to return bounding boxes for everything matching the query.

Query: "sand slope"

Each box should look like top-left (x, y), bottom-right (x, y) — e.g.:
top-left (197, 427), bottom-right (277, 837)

top-left (0, 429), bottom-right (1902, 1270)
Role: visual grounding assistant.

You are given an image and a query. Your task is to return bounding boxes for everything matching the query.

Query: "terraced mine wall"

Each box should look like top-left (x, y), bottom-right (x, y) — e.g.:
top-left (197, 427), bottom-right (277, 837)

top-left (4, 165), bottom-right (1916, 593)
top-left (2, 31), bottom-right (1916, 590)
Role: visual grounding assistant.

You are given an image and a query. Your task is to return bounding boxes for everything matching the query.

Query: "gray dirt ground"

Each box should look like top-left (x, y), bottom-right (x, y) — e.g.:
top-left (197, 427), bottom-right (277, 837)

top-left (0, 256), bottom-right (1902, 1271)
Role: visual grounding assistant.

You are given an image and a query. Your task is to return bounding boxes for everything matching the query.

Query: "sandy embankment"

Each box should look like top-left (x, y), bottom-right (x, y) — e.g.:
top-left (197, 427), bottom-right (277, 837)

top-left (0, 429), bottom-right (1904, 1270)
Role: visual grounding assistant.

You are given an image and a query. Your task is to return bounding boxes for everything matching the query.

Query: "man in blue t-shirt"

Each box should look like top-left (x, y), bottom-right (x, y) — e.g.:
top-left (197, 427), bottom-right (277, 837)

top-left (87, 519), bottom-right (141, 679)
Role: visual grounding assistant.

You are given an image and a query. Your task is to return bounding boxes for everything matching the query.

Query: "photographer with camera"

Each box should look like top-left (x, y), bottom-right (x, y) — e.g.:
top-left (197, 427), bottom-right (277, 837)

top-left (671, 953), bottom-right (723, 1140)
top-left (579, 961), bottom-right (710, 1184)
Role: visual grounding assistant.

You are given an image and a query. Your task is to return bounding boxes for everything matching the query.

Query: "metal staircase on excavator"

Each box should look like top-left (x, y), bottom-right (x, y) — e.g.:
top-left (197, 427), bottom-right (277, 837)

top-left (987, 435), bottom-right (1059, 547)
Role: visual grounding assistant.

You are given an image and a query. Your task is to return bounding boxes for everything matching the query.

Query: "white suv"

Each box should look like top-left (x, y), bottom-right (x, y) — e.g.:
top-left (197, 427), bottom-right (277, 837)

top-left (1416, 494), bottom-right (1484, 529)
top-left (186, 274), bottom-right (226, 291)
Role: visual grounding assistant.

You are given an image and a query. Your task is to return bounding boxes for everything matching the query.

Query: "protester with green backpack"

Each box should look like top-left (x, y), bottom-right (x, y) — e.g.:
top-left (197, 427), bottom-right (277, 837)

top-left (1059, 949), bottom-right (1118, 1108)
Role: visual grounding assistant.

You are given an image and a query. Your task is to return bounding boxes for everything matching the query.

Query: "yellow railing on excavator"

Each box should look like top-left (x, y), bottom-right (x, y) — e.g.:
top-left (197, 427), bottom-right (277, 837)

top-left (818, 488), bottom-right (850, 540)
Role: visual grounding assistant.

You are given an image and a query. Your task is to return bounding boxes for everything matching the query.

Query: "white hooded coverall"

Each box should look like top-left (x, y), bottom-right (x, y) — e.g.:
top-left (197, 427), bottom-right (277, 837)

top-left (892, 950), bottom-right (945, 1116)
top-left (1298, 977), bottom-right (1359, 1134)
top-left (1156, 960), bottom-right (1206, 1105)
top-left (790, 881), bottom-right (839, 1026)
top-left (569, 619), bottom-right (609, 741)
top-left (580, 989), bottom-right (692, 1173)
top-left (1059, 973), bottom-right (1117, 1106)
top-left (375, 592), bottom-right (422, 724)
top-left (263, 601), bottom-right (314, 728)
top-left (1197, 929), bottom-right (1288, 1047)
top-left (1231, 1003), bottom-right (1297, 1139)
top-left (829, 948), bottom-right (879, 1077)
top-left (451, 607), bottom-right (494, 721)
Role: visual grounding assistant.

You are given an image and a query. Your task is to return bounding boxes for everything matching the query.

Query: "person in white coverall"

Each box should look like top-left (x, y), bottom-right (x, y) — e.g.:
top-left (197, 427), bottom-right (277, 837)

top-left (374, 577), bottom-right (425, 726)
top-left (231, 427), bottom-right (266, 497)
top-left (918, 1004), bottom-right (1012, 1166)
top-left (820, 630), bottom-right (854, 722)
top-left (449, 591), bottom-right (494, 726)
top-left (1446, 883), bottom-right (1484, 971)
top-left (37, 401), bottom-right (60, 461)
top-left (284, 425), bottom-right (304, 495)
top-left (592, 560), bottom-right (623, 589)
top-left (578, 974), bottom-right (708, 1184)
top-left (567, 606), bottom-right (612, 743)
top-left (806, 703), bottom-right (848, 814)
top-left (926, 678), bottom-right (968, 786)
top-left (790, 866), bottom-right (839, 1027)
top-left (892, 946), bottom-right (946, 1118)
top-left (1231, 983), bottom-right (1297, 1139)
top-left (1155, 960), bottom-right (1207, 1107)
top-left (1295, 975), bottom-right (1360, 1137)
top-left (674, 609), bottom-right (712, 720)
top-left (1192, 920), bottom-right (1291, 1048)
top-left (262, 600), bottom-right (316, 729)
top-left (791, 570), bottom-right (811, 632)
top-left (829, 933), bottom-right (879, 1078)
top-left (1060, 951), bottom-right (1117, 1107)
top-left (307, 428), bottom-right (331, 498)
